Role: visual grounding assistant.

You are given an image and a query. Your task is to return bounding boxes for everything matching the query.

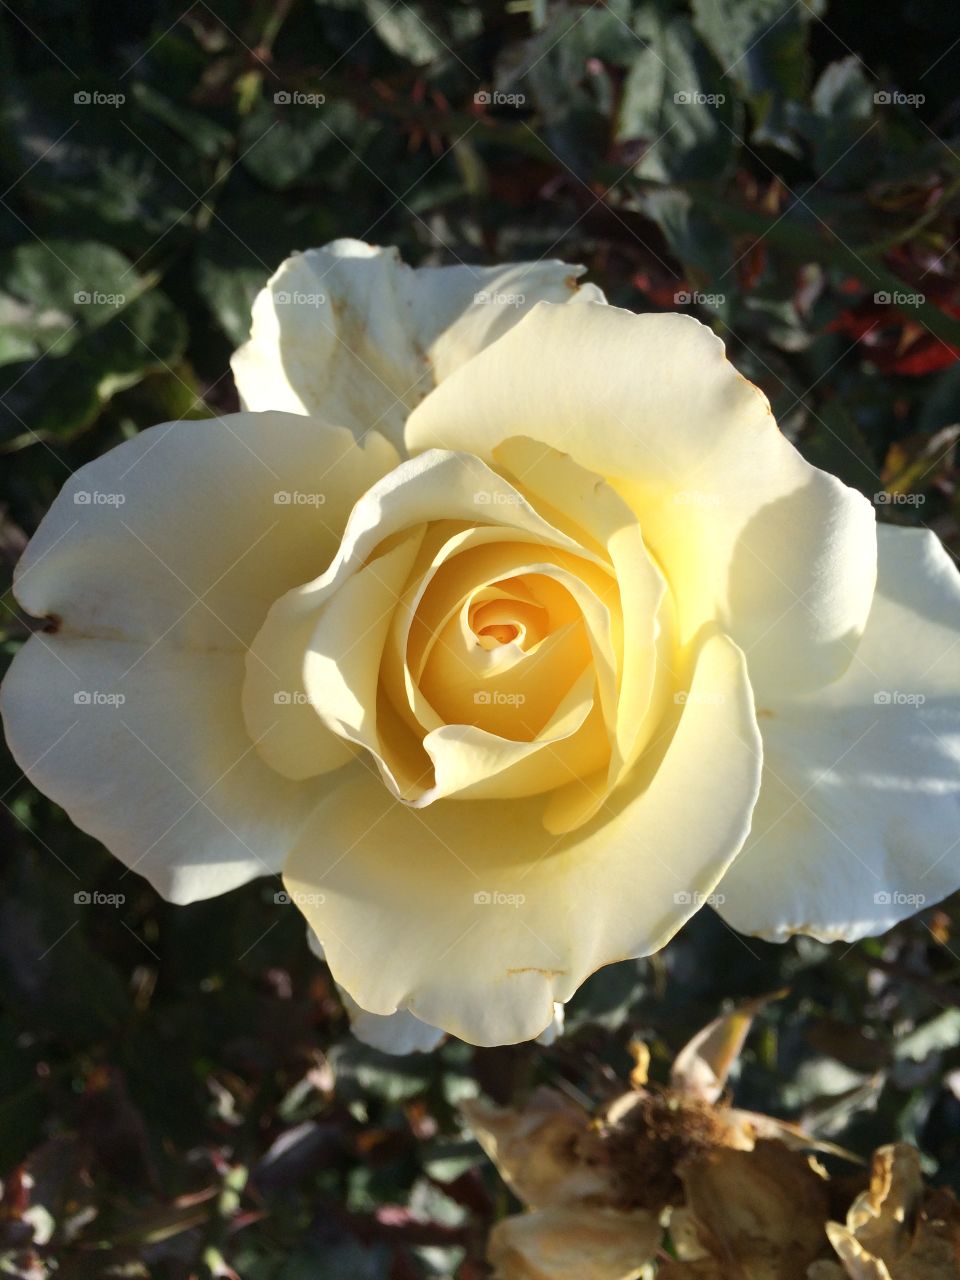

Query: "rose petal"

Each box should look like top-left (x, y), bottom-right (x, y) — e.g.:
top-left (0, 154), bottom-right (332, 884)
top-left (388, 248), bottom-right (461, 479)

top-left (231, 239), bottom-right (605, 450)
top-left (492, 437), bottom-right (673, 830)
top-left (716, 525), bottom-right (960, 941)
top-left (309, 930), bottom-right (562, 1054)
top-left (0, 413), bottom-right (396, 901)
top-left (406, 301), bottom-right (877, 699)
top-left (283, 629), bottom-right (761, 1046)
top-left (312, 550), bottom-right (610, 801)
top-left (339, 988), bottom-right (448, 1056)
top-left (306, 928), bottom-right (445, 1053)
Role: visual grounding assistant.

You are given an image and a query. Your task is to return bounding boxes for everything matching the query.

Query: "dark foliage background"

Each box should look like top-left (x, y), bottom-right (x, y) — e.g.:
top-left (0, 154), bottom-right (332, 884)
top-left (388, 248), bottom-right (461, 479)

top-left (1, 1), bottom-right (960, 1276)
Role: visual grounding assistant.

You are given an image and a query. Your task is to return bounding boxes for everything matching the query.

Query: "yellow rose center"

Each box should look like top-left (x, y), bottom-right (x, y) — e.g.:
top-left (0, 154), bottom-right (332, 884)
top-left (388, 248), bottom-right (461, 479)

top-left (413, 561), bottom-right (596, 745)
top-left (469, 589), bottom-right (548, 650)
top-left (243, 445), bottom-right (674, 834)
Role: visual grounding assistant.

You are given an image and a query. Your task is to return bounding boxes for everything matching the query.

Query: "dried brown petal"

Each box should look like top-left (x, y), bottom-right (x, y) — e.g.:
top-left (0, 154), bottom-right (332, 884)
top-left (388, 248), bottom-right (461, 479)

top-left (807, 1264), bottom-right (854, 1280)
top-left (680, 1140), bottom-right (830, 1280)
top-left (668, 1204), bottom-right (711, 1261)
top-left (824, 1224), bottom-right (895, 1279)
top-left (463, 1088), bottom-right (611, 1210)
top-left (728, 1108), bottom-right (862, 1161)
top-left (671, 992), bottom-right (787, 1105)
top-left (656, 1263), bottom-right (728, 1279)
top-left (488, 1204), bottom-right (661, 1280)
top-left (847, 1144), bottom-right (924, 1263)
top-left (897, 1187), bottom-right (960, 1279)
top-left (824, 1156), bottom-right (960, 1280)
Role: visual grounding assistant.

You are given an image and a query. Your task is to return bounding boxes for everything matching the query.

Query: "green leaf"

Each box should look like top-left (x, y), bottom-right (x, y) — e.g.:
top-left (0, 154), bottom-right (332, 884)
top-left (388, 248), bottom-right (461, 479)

top-left (131, 82), bottom-right (233, 160)
top-left (362, 0), bottom-right (481, 66)
top-left (0, 240), bottom-right (138, 369)
top-left (691, 0), bottom-right (823, 99)
top-left (1, 286), bottom-right (188, 442)
top-left (632, 185), bottom-right (734, 285)
top-left (691, 0), bottom-right (823, 151)
top-left (196, 253), bottom-right (267, 346)
top-left (795, 56), bottom-right (881, 182)
top-left (239, 97), bottom-right (334, 191)
top-left (618, 11), bottom-right (740, 182)
top-left (329, 1040), bottom-right (435, 1103)
top-left (918, 360), bottom-right (960, 433)
top-left (499, 0), bottom-right (635, 143)
top-left (0, 72), bottom-right (197, 250)
top-left (894, 1010), bottom-right (960, 1063)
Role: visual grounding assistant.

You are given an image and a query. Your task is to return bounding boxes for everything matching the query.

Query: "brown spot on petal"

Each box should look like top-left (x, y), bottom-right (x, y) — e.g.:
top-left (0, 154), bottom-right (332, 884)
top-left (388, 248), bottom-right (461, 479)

top-left (733, 367), bottom-right (775, 417)
top-left (506, 967), bottom-right (567, 979)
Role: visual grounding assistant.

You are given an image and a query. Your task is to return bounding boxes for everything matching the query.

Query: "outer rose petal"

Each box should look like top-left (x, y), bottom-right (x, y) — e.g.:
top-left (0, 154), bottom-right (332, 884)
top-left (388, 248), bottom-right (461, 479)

top-left (306, 929), bottom-right (443, 1053)
top-left (342, 995), bottom-right (448, 1057)
top-left (230, 239), bottom-right (605, 450)
top-left (345, 994), bottom-right (565, 1056)
top-left (716, 525), bottom-right (960, 941)
top-left (405, 302), bottom-right (877, 699)
top-left (307, 930), bottom-right (562, 1054)
top-left (284, 630), bottom-right (762, 1047)
top-left (0, 413), bottom-right (397, 902)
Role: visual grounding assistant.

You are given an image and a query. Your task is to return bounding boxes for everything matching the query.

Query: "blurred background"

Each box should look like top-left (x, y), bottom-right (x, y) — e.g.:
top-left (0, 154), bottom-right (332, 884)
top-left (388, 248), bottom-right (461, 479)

top-left (1, 1), bottom-right (960, 1276)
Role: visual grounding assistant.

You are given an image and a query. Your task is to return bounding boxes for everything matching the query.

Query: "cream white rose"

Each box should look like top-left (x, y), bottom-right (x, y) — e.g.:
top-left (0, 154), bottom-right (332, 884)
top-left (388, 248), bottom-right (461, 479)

top-left (3, 239), bottom-right (960, 1053)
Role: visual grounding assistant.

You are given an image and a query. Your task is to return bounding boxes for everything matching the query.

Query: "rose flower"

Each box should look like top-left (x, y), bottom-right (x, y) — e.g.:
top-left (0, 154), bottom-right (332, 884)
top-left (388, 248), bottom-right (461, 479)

top-left (3, 241), bottom-right (959, 1050)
